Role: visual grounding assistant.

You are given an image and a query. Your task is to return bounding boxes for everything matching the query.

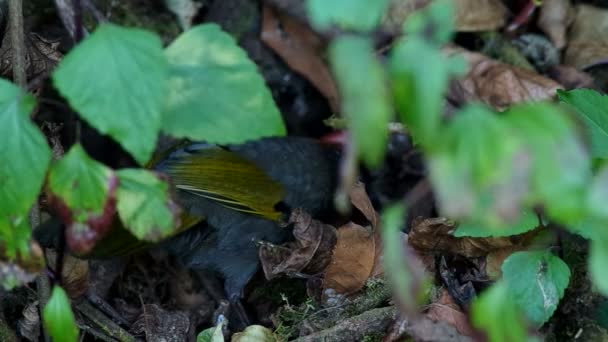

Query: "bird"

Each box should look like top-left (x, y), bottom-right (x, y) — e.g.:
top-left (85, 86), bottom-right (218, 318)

top-left (36, 136), bottom-right (339, 306)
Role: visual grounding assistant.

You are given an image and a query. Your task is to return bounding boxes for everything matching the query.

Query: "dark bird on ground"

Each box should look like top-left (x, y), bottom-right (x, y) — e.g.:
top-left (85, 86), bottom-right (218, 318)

top-left (36, 136), bottom-right (339, 309)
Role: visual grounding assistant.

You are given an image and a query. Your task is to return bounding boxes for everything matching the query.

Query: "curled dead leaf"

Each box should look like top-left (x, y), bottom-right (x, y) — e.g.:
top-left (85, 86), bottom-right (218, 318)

top-left (259, 208), bottom-right (337, 279)
top-left (409, 217), bottom-right (529, 258)
top-left (446, 46), bottom-right (562, 110)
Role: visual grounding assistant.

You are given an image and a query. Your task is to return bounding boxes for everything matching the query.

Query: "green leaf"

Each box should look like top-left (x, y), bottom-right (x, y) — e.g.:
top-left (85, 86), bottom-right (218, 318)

top-left (590, 237), bottom-right (608, 296)
top-left (429, 105), bottom-right (526, 228)
top-left (306, 0), bottom-right (391, 32)
top-left (197, 317), bottom-right (225, 342)
top-left (43, 286), bottom-right (79, 342)
top-left (163, 24), bottom-right (285, 144)
top-left (403, 0), bottom-right (455, 45)
top-left (505, 103), bottom-right (591, 223)
top-left (382, 203), bottom-right (429, 313)
top-left (47, 144), bottom-right (117, 254)
top-left (471, 282), bottom-right (530, 342)
top-left (558, 89), bottom-right (608, 158)
top-left (0, 79), bottom-right (51, 226)
top-left (455, 210), bottom-right (539, 238)
top-left (390, 37), bottom-right (456, 149)
top-left (116, 169), bottom-right (179, 241)
top-left (48, 144), bottom-right (114, 220)
top-left (502, 251), bottom-right (571, 325)
top-left (0, 216), bottom-right (32, 260)
top-left (52, 24), bottom-right (168, 165)
top-left (587, 165), bottom-right (608, 219)
top-left (329, 36), bottom-right (391, 167)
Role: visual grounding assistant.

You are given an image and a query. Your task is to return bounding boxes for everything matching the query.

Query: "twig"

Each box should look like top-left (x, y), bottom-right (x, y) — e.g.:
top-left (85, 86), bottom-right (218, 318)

top-left (8, 0), bottom-right (26, 87)
top-left (75, 300), bottom-right (136, 342)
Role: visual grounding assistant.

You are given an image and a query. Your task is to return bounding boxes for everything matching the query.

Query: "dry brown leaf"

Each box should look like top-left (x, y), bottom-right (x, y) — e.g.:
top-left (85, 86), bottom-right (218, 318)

top-left (382, 0), bottom-right (506, 32)
top-left (446, 46), bottom-right (562, 110)
top-left (261, 5), bottom-right (340, 112)
top-left (455, 0), bottom-right (508, 32)
top-left (259, 208), bottom-right (337, 279)
top-left (322, 182), bottom-right (386, 300)
top-left (46, 250), bottom-right (90, 299)
top-left (322, 223), bottom-right (375, 299)
top-left (538, 0), bottom-right (573, 49)
top-left (408, 217), bottom-right (530, 258)
top-left (564, 5), bottom-right (608, 69)
top-left (426, 289), bottom-right (475, 337)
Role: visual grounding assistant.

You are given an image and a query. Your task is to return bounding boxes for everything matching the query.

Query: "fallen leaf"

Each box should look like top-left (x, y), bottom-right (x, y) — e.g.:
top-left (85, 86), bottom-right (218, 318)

top-left (537, 0), bottom-right (573, 49)
top-left (382, 0), bottom-right (507, 32)
top-left (446, 46), bottom-right (562, 110)
top-left (232, 325), bottom-right (274, 341)
top-left (0, 241), bottom-right (44, 290)
top-left (564, 4), bottom-right (608, 70)
top-left (46, 250), bottom-right (90, 299)
top-left (426, 289), bottom-right (475, 336)
top-left (261, 5), bottom-right (340, 112)
top-left (455, 0), bottom-right (508, 32)
top-left (322, 223), bottom-right (375, 299)
top-left (259, 208), bottom-right (337, 279)
top-left (408, 217), bottom-right (531, 258)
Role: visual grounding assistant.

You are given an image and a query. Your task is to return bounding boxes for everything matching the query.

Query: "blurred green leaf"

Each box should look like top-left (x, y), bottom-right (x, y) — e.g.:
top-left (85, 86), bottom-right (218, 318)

top-left (382, 203), bottom-right (429, 313)
top-left (429, 105), bottom-right (526, 229)
top-left (590, 237), bottom-right (608, 296)
top-left (48, 144), bottom-right (114, 221)
top-left (116, 169), bottom-right (179, 241)
top-left (0, 216), bottom-right (32, 261)
top-left (505, 103), bottom-right (591, 223)
top-left (502, 251), bottom-right (570, 325)
top-left (455, 210), bottom-right (539, 237)
top-left (403, 0), bottom-right (455, 45)
top-left (52, 24), bottom-right (168, 165)
top-left (197, 317), bottom-right (225, 342)
top-left (43, 286), bottom-right (79, 342)
top-left (471, 282), bottom-right (531, 342)
top-left (390, 38), bottom-right (458, 149)
top-left (329, 36), bottom-right (392, 167)
top-left (558, 89), bottom-right (608, 158)
top-left (0, 79), bottom-right (51, 252)
top-left (306, 0), bottom-right (391, 32)
top-left (163, 24), bottom-right (285, 144)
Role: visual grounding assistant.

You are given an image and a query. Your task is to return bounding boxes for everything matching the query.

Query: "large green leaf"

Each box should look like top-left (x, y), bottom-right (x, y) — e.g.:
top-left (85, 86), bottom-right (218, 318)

top-left (471, 282), bottom-right (530, 342)
top-left (47, 144), bottom-right (117, 254)
top-left (306, 0), bottom-right (391, 32)
top-left (502, 251), bottom-right (571, 325)
top-left (505, 103), bottom-right (591, 223)
top-left (455, 210), bottom-right (539, 238)
top-left (163, 24), bottom-right (285, 144)
top-left (329, 36), bottom-right (392, 167)
top-left (558, 89), bottom-right (608, 158)
top-left (429, 105), bottom-right (527, 229)
top-left (0, 80), bottom-right (51, 257)
top-left (43, 286), bottom-right (79, 342)
top-left (116, 169), bottom-right (180, 241)
top-left (52, 24), bottom-right (168, 165)
top-left (0, 79), bottom-right (51, 222)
